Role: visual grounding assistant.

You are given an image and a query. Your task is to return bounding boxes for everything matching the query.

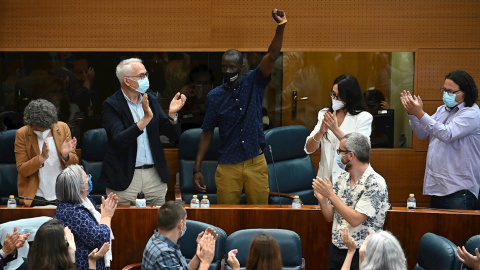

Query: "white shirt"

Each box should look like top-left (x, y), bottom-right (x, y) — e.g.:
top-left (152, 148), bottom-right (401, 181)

top-left (304, 108), bottom-right (372, 181)
top-left (329, 165), bottom-right (390, 249)
top-left (36, 136), bottom-right (62, 200)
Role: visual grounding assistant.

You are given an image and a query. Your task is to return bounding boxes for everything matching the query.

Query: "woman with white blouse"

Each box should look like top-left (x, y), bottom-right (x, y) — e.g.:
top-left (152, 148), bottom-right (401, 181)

top-left (305, 74), bottom-right (372, 182)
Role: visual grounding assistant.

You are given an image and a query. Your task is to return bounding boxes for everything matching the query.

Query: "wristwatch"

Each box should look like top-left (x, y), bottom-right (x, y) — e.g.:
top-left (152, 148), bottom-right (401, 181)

top-left (168, 113), bottom-right (178, 122)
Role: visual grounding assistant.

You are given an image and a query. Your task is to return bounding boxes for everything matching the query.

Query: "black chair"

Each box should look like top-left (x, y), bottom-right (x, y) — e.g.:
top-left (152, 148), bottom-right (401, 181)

top-left (81, 128), bottom-right (108, 204)
top-left (176, 127), bottom-right (246, 204)
top-left (224, 228), bottom-right (303, 270)
top-left (414, 232), bottom-right (461, 270)
top-left (0, 129), bottom-right (19, 205)
top-left (263, 125), bottom-right (317, 205)
top-left (177, 220), bottom-right (227, 270)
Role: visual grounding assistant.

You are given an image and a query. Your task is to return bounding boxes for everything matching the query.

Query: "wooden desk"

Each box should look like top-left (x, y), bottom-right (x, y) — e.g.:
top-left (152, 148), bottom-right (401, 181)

top-left (1, 205), bottom-right (479, 270)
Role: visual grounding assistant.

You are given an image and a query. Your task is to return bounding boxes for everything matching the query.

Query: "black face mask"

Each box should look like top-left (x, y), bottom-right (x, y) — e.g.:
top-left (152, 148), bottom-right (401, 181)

top-left (223, 71), bottom-right (240, 84)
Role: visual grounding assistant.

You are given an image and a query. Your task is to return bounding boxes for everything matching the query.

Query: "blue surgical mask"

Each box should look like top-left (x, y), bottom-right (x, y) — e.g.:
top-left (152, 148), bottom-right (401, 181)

top-left (87, 175), bottom-right (93, 193)
top-left (442, 92), bottom-right (458, 108)
top-left (180, 222), bottom-right (187, 238)
top-left (130, 77), bottom-right (150, 94)
top-left (336, 154), bottom-right (349, 170)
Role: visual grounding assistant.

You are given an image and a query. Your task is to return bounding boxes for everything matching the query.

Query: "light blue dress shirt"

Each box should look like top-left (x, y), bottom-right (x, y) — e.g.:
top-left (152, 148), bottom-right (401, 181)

top-left (409, 102), bottom-right (480, 198)
top-left (122, 90), bottom-right (154, 167)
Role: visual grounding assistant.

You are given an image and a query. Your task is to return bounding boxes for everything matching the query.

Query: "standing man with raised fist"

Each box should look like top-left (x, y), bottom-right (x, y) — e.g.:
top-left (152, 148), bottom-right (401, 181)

top-left (192, 9), bottom-right (287, 204)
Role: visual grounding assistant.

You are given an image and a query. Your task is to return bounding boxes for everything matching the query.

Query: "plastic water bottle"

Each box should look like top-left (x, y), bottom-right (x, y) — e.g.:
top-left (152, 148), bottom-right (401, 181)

top-left (190, 195), bottom-right (200, 208)
top-left (407, 194), bottom-right (416, 209)
top-left (292, 195), bottom-right (301, 209)
top-left (135, 192), bottom-right (146, 207)
top-left (200, 195), bottom-right (210, 208)
top-left (7, 195), bottom-right (16, 208)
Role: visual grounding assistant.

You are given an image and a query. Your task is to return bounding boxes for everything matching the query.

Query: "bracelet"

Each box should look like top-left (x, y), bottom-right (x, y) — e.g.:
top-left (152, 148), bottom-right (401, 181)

top-left (278, 20), bottom-right (287, 26)
top-left (312, 136), bottom-right (320, 143)
top-left (193, 170), bottom-right (201, 175)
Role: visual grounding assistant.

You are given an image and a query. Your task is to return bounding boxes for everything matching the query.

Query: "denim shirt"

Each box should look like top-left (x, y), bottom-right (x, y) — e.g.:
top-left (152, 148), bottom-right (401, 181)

top-left (202, 66), bottom-right (270, 164)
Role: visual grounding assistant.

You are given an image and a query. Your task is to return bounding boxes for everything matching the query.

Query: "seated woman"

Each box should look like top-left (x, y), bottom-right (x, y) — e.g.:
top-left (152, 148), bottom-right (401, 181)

top-left (341, 228), bottom-right (407, 270)
top-left (28, 218), bottom-right (110, 270)
top-left (15, 99), bottom-right (78, 206)
top-left (54, 164), bottom-right (117, 270)
top-left (227, 232), bottom-right (282, 270)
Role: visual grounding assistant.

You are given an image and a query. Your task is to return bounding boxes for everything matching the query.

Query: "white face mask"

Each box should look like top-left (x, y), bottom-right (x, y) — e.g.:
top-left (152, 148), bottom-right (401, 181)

top-left (34, 129), bottom-right (51, 140)
top-left (332, 98), bottom-right (345, 111)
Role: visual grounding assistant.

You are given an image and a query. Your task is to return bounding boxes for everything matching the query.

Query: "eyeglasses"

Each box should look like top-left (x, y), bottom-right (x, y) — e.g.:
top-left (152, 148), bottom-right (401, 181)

top-left (329, 91), bottom-right (340, 100)
top-left (336, 148), bottom-right (351, 155)
top-left (126, 72), bottom-right (149, 80)
top-left (440, 87), bottom-right (462, 97)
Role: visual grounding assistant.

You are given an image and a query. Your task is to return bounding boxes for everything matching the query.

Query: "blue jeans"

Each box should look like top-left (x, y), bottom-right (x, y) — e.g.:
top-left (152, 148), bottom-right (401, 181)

top-left (430, 190), bottom-right (477, 210)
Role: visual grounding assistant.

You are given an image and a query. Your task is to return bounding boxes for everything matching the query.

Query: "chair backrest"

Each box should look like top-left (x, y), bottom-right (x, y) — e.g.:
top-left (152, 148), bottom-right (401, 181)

top-left (464, 235), bottom-right (480, 270)
top-left (179, 128), bottom-right (247, 204)
top-left (81, 128), bottom-right (108, 204)
top-left (224, 229), bottom-right (303, 270)
top-left (263, 125), bottom-right (316, 205)
top-left (0, 216), bottom-right (52, 270)
top-left (0, 129), bottom-right (19, 205)
top-left (177, 220), bottom-right (227, 270)
top-left (413, 232), bottom-right (461, 270)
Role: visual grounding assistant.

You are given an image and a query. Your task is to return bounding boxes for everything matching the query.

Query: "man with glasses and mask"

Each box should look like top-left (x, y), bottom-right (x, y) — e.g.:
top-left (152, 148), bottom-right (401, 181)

top-left (400, 70), bottom-right (480, 210)
top-left (100, 58), bottom-right (187, 205)
top-left (312, 132), bottom-right (389, 270)
top-left (192, 9), bottom-right (287, 204)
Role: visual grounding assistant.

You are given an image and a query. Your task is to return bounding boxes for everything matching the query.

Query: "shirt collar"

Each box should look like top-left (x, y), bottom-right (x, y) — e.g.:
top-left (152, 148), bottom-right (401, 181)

top-left (121, 88), bottom-right (142, 105)
top-left (154, 229), bottom-right (180, 250)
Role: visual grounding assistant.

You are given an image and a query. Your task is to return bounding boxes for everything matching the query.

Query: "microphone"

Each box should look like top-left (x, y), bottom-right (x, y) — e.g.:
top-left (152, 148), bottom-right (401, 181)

top-left (268, 145), bottom-right (282, 208)
top-left (17, 196), bottom-right (57, 206)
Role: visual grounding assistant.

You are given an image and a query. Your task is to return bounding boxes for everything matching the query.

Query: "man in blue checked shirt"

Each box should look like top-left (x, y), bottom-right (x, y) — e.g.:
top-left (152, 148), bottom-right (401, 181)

top-left (192, 9), bottom-right (288, 204)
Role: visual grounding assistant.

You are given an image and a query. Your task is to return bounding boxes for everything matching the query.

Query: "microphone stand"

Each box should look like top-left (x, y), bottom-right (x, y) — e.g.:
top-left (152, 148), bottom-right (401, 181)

top-left (269, 145), bottom-right (282, 208)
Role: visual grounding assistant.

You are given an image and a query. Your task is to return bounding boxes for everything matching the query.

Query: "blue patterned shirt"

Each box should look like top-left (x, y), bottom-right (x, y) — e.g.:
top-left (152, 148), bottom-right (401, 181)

top-left (202, 67), bottom-right (271, 164)
top-left (142, 229), bottom-right (189, 270)
top-left (54, 195), bottom-right (111, 270)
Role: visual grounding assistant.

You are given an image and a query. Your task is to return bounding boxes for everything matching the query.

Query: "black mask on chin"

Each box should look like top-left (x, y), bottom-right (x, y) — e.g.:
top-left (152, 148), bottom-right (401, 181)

top-left (223, 71), bottom-right (240, 85)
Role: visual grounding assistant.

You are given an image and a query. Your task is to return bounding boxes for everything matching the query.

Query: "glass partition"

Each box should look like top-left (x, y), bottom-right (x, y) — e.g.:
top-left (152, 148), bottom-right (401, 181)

top-left (0, 51), bottom-right (413, 148)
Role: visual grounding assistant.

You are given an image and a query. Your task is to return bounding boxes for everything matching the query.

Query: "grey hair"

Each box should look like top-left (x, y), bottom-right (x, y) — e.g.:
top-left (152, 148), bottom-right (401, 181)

top-left (23, 99), bottom-right (58, 129)
top-left (115, 58), bottom-right (143, 85)
top-left (55, 164), bottom-right (85, 204)
top-left (342, 132), bottom-right (371, 163)
top-left (361, 231), bottom-right (407, 270)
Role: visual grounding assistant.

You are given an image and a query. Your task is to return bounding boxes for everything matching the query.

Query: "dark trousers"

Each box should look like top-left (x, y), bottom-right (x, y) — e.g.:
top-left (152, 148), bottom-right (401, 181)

top-left (430, 190), bottom-right (477, 210)
top-left (30, 196), bottom-right (57, 207)
top-left (328, 243), bottom-right (359, 270)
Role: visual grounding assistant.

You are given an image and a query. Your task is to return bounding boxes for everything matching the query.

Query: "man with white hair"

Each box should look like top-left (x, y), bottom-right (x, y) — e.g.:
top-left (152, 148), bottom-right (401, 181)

top-left (313, 132), bottom-right (390, 270)
top-left (100, 58), bottom-right (186, 205)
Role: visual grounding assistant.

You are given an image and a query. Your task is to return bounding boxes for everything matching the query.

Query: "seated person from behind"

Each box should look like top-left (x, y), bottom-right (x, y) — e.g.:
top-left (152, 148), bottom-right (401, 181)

top-left (142, 201), bottom-right (216, 270)
top-left (15, 99), bottom-right (78, 207)
top-left (0, 227), bottom-right (29, 270)
top-left (341, 228), bottom-right (407, 270)
top-left (54, 164), bottom-right (117, 270)
top-left (363, 88), bottom-right (389, 112)
top-left (313, 132), bottom-right (390, 270)
top-left (227, 232), bottom-right (282, 270)
top-left (28, 218), bottom-right (110, 270)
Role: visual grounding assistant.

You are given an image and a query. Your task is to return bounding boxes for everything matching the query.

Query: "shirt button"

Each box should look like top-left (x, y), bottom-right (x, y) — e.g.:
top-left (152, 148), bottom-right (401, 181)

top-left (240, 108), bottom-right (242, 111)
top-left (236, 99), bottom-right (238, 101)
top-left (242, 141), bottom-right (244, 143)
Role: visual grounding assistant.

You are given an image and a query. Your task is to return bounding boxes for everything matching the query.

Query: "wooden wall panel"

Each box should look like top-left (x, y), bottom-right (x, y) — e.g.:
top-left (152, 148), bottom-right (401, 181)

top-left (1, 0), bottom-right (479, 50)
top-left (416, 49), bottom-right (480, 100)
